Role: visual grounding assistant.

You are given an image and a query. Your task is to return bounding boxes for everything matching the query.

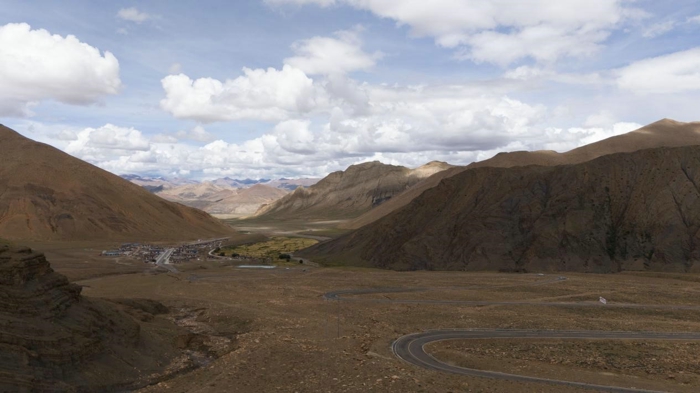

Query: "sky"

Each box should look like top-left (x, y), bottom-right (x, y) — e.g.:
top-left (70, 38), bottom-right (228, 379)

top-left (2, 0), bottom-right (700, 180)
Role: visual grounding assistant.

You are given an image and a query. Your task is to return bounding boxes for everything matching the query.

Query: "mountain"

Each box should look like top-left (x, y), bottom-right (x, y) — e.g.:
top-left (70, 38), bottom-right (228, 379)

top-left (210, 177), bottom-right (319, 190)
top-left (304, 121), bottom-right (700, 272)
top-left (254, 161), bottom-right (453, 220)
top-left (119, 174), bottom-right (195, 191)
top-left (155, 183), bottom-right (288, 217)
top-left (340, 165), bottom-right (461, 230)
top-left (265, 178), bottom-right (321, 191)
top-left (468, 118), bottom-right (700, 169)
top-left (157, 182), bottom-right (235, 203)
top-left (0, 125), bottom-right (233, 241)
top-left (0, 245), bottom-right (182, 391)
top-left (341, 119), bottom-right (700, 230)
top-left (205, 184), bottom-right (289, 216)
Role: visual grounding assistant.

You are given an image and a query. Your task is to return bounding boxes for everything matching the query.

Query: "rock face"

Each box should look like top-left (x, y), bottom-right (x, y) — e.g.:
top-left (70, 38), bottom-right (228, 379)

top-left (304, 146), bottom-right (700, 272)
top-left (0, 125), bottom-right (233, 241)
top-left (0, 245), bottom-right (170, 392)
top-left (255, 161), bottom-right (452, 220)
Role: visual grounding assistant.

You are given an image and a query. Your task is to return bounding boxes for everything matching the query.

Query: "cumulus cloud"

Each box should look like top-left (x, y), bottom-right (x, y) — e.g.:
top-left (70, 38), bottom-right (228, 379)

top-left (0, 23), bottom-right (121, 117)
top-left (266, 0), bottom-right (641, 65)
top-left (175, 125), bottom-right (215, 142)
top-left (160, 65), bottom-right (328, 122)
top-left (117, 7), bottom-right (151, 23)
top-left (616, 47), bottom-right (700, 94)
top-left (284, 28), bottom-right (382, 75)
top-left (63, 124), bottom-right (151, 165)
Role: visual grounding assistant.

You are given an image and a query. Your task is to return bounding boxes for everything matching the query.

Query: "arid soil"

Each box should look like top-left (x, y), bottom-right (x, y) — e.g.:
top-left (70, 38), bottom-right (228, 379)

top-left (38, 243), bottom-right (700, 393)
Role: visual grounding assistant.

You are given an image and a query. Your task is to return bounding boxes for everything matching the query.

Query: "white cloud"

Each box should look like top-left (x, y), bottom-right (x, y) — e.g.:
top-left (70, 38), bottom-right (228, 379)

top-left (688, 15), bottom-right (700, 24)
top-left (64, 124), bottom-right (151, 164)
top-left (117, 7), bottom-right (151, 23)
top-left (267, 0), bottom-right (641, 65)
top-left (0, 23), bottom-right (121, 117)
top-left (617, 47), bottom-right (700, 94)
top-left (503, 66), bottom-right (605, 85)
top-left (284, 28), bottom-right (382, 75)
top-left (160, 65), bottom-right (328, 122)
top-left (175, 125), bottom-right (215, 142)
top-left (543, 122), bottom-right (642, 150)
top-left (642, 20), bottom-right (676, 38)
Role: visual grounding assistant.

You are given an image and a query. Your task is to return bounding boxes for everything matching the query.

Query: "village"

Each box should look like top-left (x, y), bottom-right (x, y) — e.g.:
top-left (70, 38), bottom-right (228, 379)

top-left (100, 238), bottom-right (227, 265)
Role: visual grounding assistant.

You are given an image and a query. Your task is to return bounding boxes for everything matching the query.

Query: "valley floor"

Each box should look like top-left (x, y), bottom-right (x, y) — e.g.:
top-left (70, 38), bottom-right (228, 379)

top-left (42, 243), bottom-right (700, 393)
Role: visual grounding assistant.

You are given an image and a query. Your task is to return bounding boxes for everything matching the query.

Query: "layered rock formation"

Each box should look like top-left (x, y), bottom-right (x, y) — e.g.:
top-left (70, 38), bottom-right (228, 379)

top-left (304, 146), bottom-right (700, 272)
top-left (255, 161), bottom-right (452, 220)
top-left (0, 245), bottom-right (176, 391)
top-left (0, 125), bottom-right (234, 241)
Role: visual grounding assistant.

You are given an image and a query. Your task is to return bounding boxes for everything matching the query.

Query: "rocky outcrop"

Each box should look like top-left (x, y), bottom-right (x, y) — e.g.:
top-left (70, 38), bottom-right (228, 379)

top-left (304, 146), bottom-right (700, 272)
top-left (0, 246), bottom-right (193, 392)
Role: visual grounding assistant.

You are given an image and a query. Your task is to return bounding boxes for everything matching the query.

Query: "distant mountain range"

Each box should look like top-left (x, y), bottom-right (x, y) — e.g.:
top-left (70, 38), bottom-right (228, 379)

top-left (120, 174), bottom-right (320, 217)
top-left (122, 174), bottom-right (319, 192)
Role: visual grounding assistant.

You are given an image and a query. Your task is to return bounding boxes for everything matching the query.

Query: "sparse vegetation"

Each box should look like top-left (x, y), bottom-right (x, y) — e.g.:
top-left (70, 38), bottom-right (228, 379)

top-left (219, 237), bottom-right (318, 259)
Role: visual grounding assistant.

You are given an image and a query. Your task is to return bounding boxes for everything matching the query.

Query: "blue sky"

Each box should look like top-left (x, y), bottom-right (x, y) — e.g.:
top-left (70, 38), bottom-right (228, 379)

top-left (2, 0), bottom-right (700, 179)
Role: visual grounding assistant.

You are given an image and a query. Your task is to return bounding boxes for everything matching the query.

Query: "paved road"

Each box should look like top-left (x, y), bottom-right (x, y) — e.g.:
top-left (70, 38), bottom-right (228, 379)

top-left (323, 277), bottom-right (700, 392)
top-left (392, 329), bottom-right (700, 393)
top-left (155, 248), bottom-right (178, 273)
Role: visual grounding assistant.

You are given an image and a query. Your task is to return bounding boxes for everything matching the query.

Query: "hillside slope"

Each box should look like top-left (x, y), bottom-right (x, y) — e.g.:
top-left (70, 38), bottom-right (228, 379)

top-left (206, 184), bottom-right (288, 216)
top-left (304, 145), bottom-right (700, 272)
top-left (469, 118), bottom-right (700, 169)
top-left (0, 125), bottom-right (233, 241)
top-left (341, 119), bottom-right (700, 230)
top-left (254, 161), bottom-right (452, 220)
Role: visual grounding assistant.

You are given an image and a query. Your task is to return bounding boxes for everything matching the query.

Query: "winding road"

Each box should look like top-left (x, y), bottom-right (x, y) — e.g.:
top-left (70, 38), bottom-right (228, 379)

top-left (392, 329), bottom-right (700, 393)
top-left (323, 277), bottom-right (700, 392)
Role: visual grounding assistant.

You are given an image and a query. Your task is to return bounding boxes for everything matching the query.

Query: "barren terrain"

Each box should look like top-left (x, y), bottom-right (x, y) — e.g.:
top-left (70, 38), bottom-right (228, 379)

top-left (33, 241), bottom-right (700, 393)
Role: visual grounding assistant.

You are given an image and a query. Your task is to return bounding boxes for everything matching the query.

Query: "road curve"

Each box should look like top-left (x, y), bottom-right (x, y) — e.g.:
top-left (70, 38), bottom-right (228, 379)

top-left (322, 278), bottom-right (700, 392)
top-left (392, 329), bottom-right (700, 393)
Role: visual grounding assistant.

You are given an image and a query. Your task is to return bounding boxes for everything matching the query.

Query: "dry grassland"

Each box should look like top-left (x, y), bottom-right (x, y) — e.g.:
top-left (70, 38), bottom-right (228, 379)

top-left (33, 241), bottom-right (700, 393)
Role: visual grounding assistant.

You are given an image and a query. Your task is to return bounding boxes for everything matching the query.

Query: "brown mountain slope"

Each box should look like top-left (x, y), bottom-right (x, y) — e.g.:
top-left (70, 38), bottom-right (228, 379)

top-left (254, 161), bottom-right (452, 220)
top-left (468, 118), bottom-right (700, 169)
top-left (0, 125), bottom-right (233, 241)
top-left (341, 119), bottom-right (700, 230)
top-left (303, 145), bottom-right (700, 273)
top-left (0, 245), bottom-right (183, 391)
top-left (206, 184), bottom-right (288, 216)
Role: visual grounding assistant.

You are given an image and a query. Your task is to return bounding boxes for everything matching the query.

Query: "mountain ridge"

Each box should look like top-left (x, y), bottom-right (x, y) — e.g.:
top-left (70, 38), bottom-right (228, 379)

top-left (0, 125), bottom-right (233, 241)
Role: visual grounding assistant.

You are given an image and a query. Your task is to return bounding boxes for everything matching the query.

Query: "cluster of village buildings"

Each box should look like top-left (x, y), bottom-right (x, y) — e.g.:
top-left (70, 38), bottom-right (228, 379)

top-left (100, 239), bottom-right (225, 264)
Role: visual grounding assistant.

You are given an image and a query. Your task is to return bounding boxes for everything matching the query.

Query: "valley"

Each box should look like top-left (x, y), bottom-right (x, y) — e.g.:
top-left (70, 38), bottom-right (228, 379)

top-left (3, 119), bottom-right (700, 392)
